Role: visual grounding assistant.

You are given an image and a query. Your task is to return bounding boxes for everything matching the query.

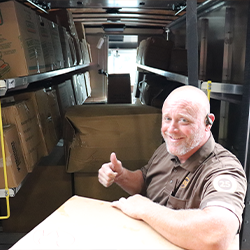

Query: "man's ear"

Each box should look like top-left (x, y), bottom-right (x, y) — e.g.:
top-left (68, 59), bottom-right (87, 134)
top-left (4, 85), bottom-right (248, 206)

top-left (205, 113), bottom-right (215, 126)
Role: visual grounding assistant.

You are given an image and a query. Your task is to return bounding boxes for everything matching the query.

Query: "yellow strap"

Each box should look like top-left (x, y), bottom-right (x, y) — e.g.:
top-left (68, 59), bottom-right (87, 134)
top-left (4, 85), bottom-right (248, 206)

top-left (207, 80), bottom-right (212, 102)
top-left (0, 100), bottom-right (10, 219)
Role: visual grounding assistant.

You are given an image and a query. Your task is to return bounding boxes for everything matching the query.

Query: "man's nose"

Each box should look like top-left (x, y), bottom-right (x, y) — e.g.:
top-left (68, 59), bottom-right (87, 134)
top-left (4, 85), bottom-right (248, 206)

top-left (168, 120), bottom-right (178, 132)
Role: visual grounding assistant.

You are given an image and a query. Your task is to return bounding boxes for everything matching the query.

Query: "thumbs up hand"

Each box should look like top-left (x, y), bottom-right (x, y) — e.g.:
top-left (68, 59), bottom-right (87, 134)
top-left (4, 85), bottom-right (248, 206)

top-left (98, 152), bottom-right (123, 187)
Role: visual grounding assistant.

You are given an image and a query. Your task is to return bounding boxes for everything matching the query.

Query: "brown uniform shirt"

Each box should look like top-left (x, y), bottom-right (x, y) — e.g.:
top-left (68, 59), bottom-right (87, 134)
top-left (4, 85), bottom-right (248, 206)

top-left (141, 135), bottom-right (247, 227)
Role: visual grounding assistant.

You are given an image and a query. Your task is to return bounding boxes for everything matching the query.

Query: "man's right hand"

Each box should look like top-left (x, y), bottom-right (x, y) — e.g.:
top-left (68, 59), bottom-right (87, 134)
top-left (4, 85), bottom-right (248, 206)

top-left (98, 152), bottom-right (123, 187)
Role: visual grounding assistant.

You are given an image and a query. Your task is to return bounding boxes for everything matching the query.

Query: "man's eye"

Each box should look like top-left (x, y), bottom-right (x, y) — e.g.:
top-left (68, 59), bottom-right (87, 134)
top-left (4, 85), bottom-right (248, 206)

top-left (163, 117), bottom-right (171, 121)
top-left (180, 118), bottom-right (189, 123)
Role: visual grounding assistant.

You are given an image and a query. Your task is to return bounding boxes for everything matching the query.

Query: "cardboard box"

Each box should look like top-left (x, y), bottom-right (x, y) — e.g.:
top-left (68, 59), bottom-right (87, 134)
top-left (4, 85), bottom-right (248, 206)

top-left (64, 104), bottom-right (162, 173)
top-left (141, 37), bottom-right (174, 71)
top-left (48, 21), bottom-right (64, 69)
top-left (46, 9), bottom-right (79, 39)
top-left (72, 74), bottom-right (88, 105)
top-left (46, 89), bottom-right (62, 141)
top-left (2, 100), bottom-right (45, 172)
top-left (74, 173), bottom-right (129, 202)
top-left (84, 71), bottom-right (91, 97)
top-left (81, 39), bottom-right (91, 64)
top-left (37, 15), bottom-right (57, 71)
top-left (58, 26), bottom-right (73, 68)
top-left (107, 74), bottom-right (131, 104)
top-left (0, 0), bottom-right (45, 79)
top-left (9, 196), bottom-right (215, 249)
top-left (45, 9), bottom-right (83, 65)
top-left (55, 80), bottom-right (76, 119)
top-left (168, 48), bottom-right (188, 75)
top-left (0, 125), bottom-right (27, 189)
top-left (75, 22), bottom-right (86, 40)
top-left (14, 89), bottom-right (58, 156)
top-left (68, 34), bottom-right (77, 66)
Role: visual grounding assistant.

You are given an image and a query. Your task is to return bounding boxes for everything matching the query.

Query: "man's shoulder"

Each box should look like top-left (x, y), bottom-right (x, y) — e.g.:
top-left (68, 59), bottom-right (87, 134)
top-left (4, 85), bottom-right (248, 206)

top-left (209, 142), bottom-right (243, 171)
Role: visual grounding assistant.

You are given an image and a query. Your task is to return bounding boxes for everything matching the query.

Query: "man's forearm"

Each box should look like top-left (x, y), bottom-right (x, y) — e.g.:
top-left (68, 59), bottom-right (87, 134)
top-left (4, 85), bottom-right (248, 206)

top-left (140, 201), bottom-right (238, 250)
top-left (114, 169), bottom-right (144, 195)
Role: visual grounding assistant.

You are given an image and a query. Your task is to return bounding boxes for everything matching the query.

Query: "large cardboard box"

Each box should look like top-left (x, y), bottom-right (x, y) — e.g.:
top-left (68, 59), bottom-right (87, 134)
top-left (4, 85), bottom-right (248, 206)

top-left (0, 125), bottom-right (27, 189)
top-left (64, 104), bottom-right (162, 173)
top-left (14, 89), bottom-right (58, 156)
top-left (2, 100), bottom-right (45, 172)
top-left (74, 173), bottom-right (129, 202)
top-left (37, 15), bottom-right (57, 72)
top-left (0, 0), bottom-right (45, 79)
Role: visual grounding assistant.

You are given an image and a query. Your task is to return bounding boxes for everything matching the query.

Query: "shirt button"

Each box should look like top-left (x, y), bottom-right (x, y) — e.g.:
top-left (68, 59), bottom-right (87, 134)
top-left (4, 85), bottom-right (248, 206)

top-left (170, 180), bottom-right (173, 184)
top-left (174, 169), bottom-right (178, 173)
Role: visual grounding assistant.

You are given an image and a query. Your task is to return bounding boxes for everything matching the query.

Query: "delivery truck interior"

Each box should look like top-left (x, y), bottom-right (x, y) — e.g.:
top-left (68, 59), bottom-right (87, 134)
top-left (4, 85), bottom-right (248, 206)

top-left (0, 0), bottom-right (250, 249)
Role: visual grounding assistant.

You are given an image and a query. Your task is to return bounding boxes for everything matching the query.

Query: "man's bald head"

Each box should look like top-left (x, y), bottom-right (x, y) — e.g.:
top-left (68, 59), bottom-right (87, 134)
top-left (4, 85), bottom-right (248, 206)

top-left (163, 86), bottom-right (210, 119)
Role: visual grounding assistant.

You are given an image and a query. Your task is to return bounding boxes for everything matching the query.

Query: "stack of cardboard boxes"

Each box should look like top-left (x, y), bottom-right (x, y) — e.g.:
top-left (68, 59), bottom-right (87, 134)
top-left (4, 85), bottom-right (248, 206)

top-left (0, 0), bottom-right (92, 80)
top-left (0, 88), bottom-right (62, 188)
top-left (0, 0), bottom-right (93, 189)
top-left (0, 74), bottom-right (86, 189)
top-left (64, 104), bottom-right (163, 201)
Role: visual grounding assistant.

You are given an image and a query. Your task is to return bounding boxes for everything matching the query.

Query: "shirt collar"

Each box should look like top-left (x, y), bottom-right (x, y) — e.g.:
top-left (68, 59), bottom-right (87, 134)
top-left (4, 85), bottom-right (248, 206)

top-left (170, 134), bottom-right (215, 172)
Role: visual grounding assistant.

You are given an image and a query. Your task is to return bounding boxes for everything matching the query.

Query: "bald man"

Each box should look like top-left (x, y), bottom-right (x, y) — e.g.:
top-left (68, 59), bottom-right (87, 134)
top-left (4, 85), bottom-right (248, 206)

top-left (98, 86), bottom-right (247, 250)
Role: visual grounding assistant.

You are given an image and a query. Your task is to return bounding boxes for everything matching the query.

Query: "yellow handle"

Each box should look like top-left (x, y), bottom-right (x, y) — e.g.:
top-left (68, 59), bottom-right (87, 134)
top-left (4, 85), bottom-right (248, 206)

top-left (0, 100), bottom-right (10, 219)
top-left (207, 80), bottom-right (212, 102)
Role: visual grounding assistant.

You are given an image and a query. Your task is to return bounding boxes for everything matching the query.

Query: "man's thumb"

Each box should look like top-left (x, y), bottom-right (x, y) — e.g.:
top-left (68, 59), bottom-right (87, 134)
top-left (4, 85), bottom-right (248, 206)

top-left (110, 152), bottom-right (119, 170)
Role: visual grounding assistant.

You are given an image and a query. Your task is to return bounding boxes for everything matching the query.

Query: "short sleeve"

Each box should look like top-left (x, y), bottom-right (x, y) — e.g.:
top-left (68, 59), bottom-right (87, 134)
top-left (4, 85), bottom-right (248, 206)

top-left (200, 170), bottom-right (247, 229)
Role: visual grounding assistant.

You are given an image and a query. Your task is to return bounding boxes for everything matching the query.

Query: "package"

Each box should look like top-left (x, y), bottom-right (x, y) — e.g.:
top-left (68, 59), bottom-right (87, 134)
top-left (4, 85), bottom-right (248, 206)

top-left (138, 74), bottom-right (183, 108)
top-left (84, 71), bottom-right (91, 97)
top-left (0, 0), bottom-right (45, 79)
top-left (140, 36), bottom-right (174, 71)
top-left (48, 21), bottom-right (64, 69)
top-left (2, 101), bottom-right (45, 172)
top-left (75, 22), bottom-right (86, 40)
top-left (55, 80), bottom-right (76, 119)
top-left (72, 36), bottom-right (84, 65)
top-left (64, 104), bottom-right (162, 173)
top-left (0, 125), bottom-right (27, 189)
top-left (81, 39), bottom-right (91, 64)
top-left (37, 15), bottom-right (57, 71)
top-left (8, 196), bottom-right (196, 249)
top-left (107, 74), bottom-right (131, 104)
top-left (58, 26), bottom-right (73, 68)
top-left (46, 89), bottom-right (62, 141)
top-left (72, 74), bottom-right (88, 105)
top-left (46, 9), bottom-right (79, 39)
top-left (74, 173), bottom-right (129, 202)
top-left (136, 39), bottom-right (148, 65)
top-left (168, 48), bottom-right (188, 75)
top-left (14, 89), bottom-right (58, 156)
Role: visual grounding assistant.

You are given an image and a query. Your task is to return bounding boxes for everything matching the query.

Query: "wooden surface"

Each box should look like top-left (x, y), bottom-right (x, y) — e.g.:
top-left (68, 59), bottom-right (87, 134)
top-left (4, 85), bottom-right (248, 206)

top-left (10, 195), bottom-right (239, 249)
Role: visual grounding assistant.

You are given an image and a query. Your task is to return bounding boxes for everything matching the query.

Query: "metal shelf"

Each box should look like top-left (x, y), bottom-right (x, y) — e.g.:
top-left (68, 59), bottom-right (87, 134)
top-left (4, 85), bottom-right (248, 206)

top-left (137, 63), bottom-right (243, 103)
top-left (0, 174), bottom-right (29, 198)
top-left (137, 63), bottom-right (191, 86)
top-left (0, 63), bottom-right (94, 97)
top-left (0, 186), bottom-right (22, 198)
top-left (201, 81), bottom-right (243, 95)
